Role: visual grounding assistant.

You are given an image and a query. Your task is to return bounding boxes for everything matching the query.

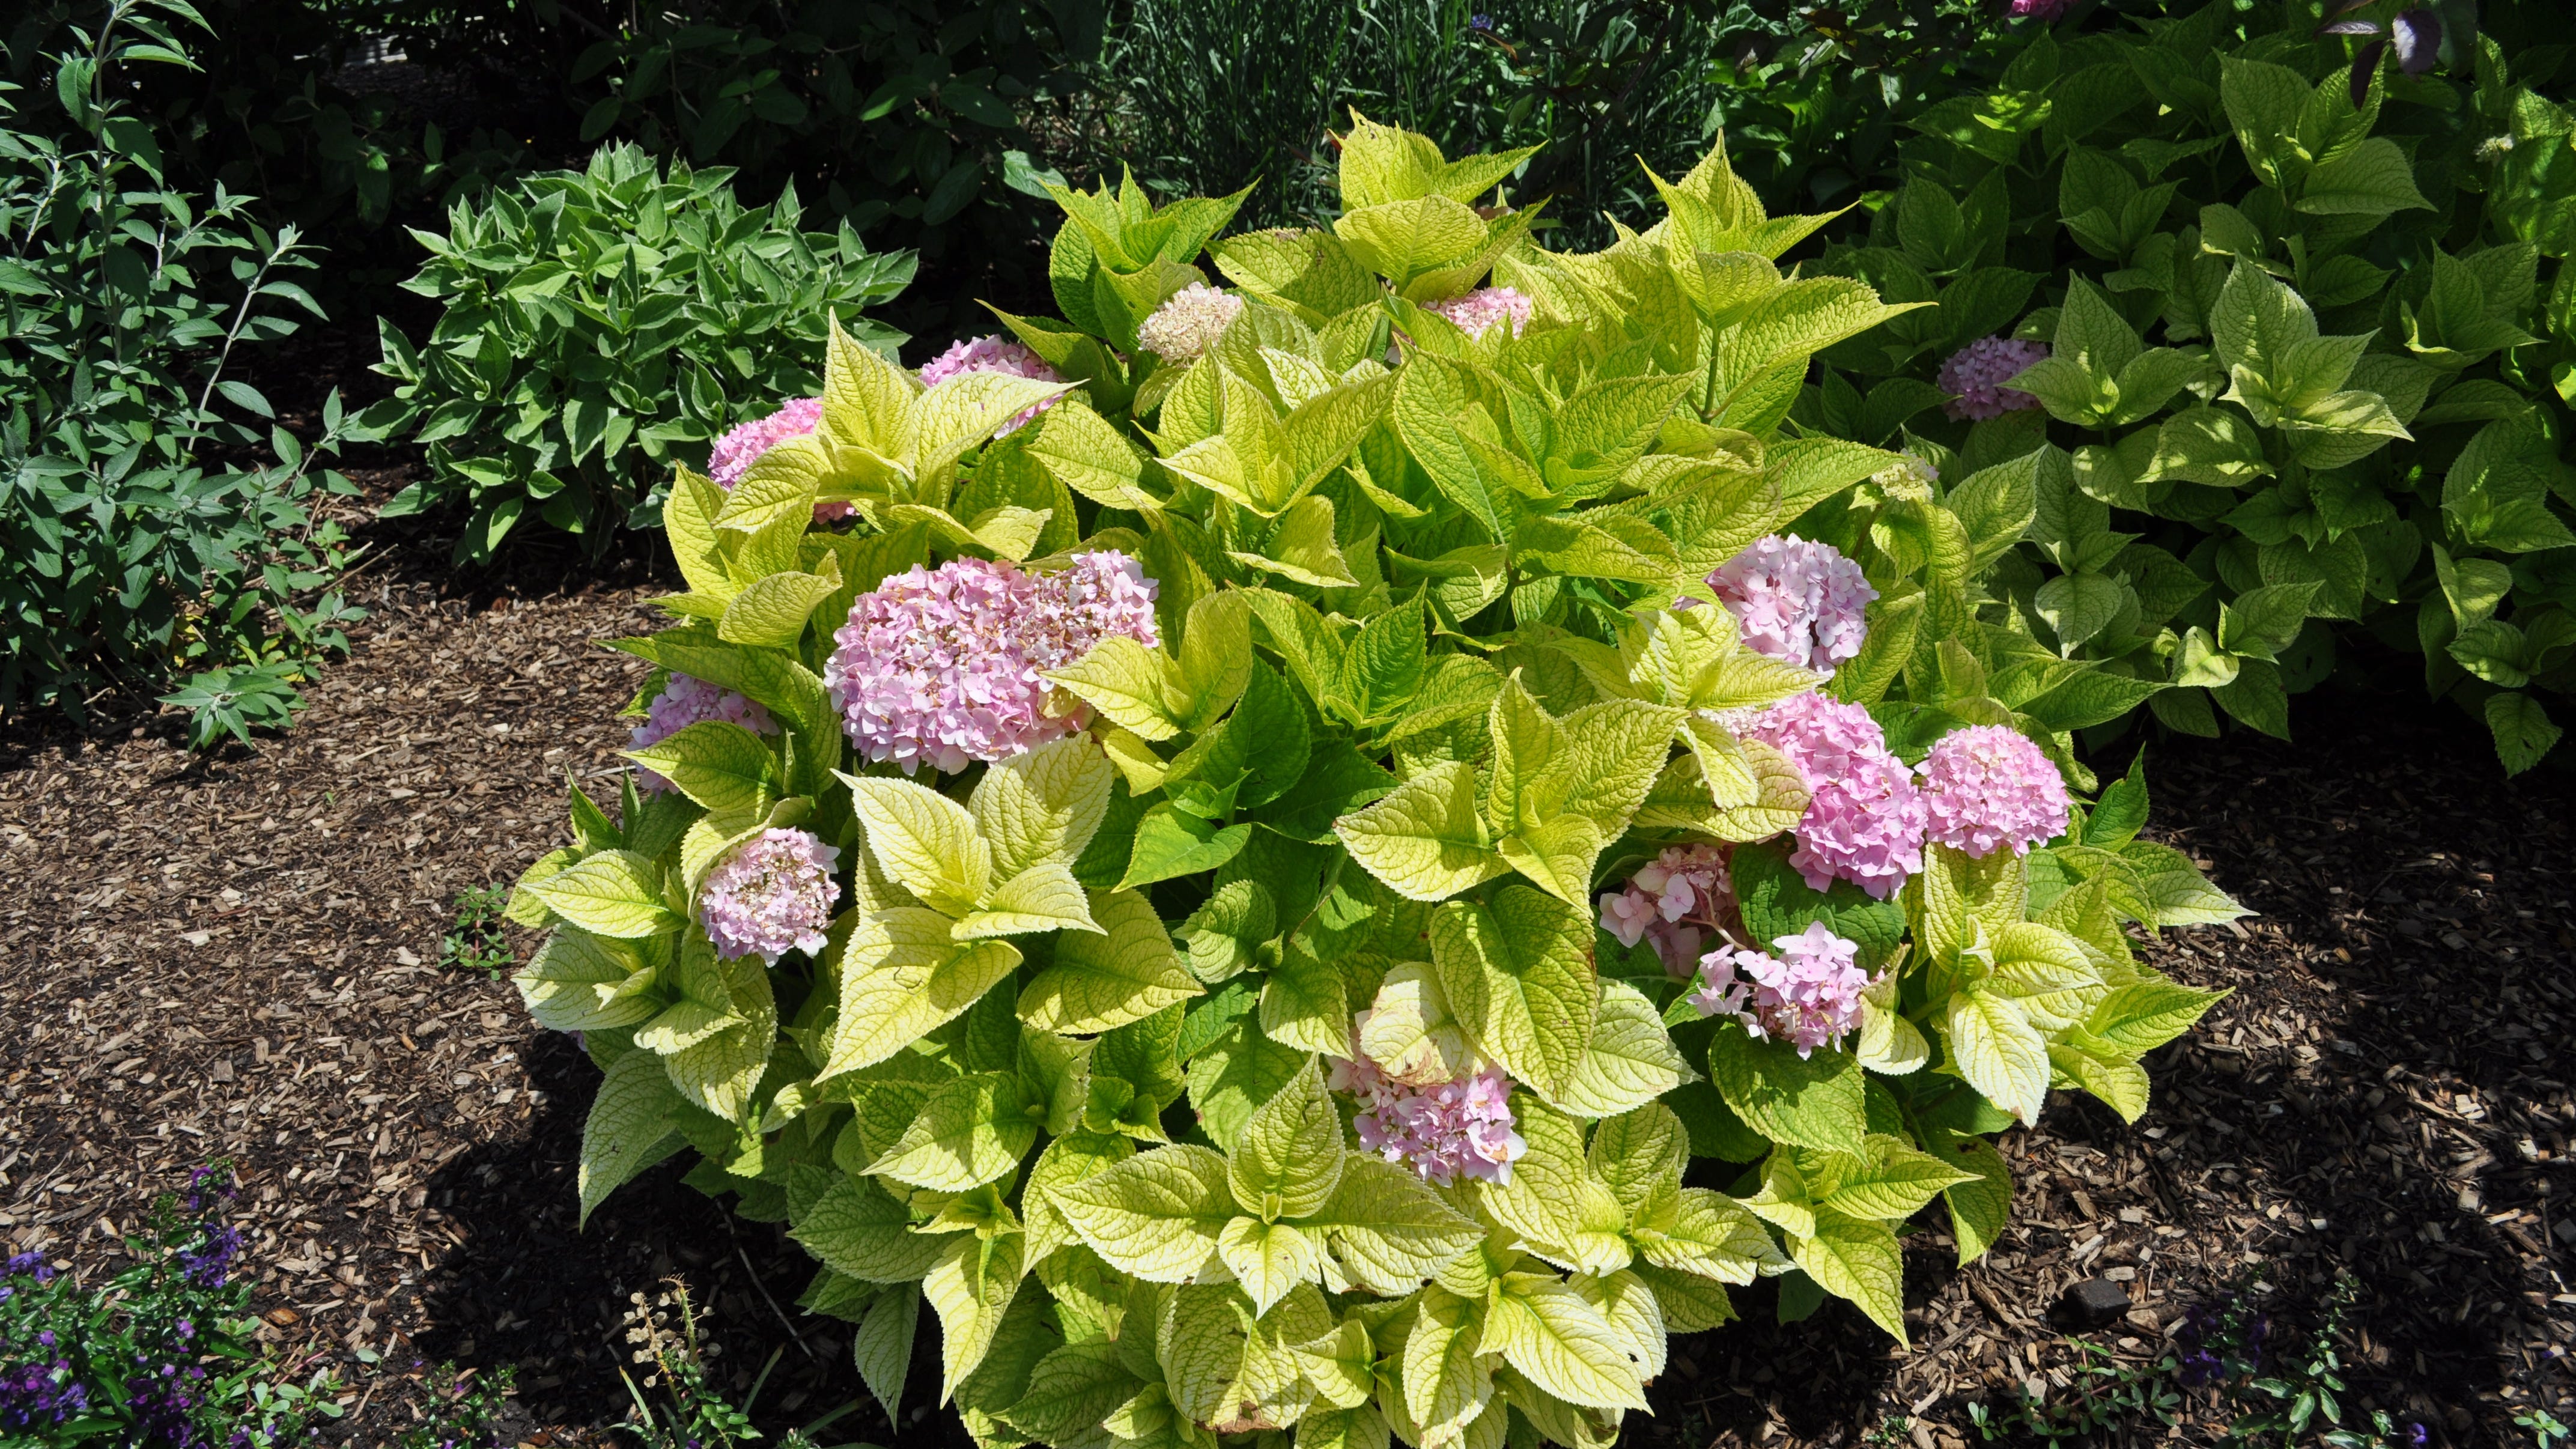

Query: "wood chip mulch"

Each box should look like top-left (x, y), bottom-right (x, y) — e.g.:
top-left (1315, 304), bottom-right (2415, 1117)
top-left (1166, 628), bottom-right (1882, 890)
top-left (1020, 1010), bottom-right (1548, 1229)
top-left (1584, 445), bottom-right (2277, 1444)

top-left (4, 576), bottom-right (2571, 1448)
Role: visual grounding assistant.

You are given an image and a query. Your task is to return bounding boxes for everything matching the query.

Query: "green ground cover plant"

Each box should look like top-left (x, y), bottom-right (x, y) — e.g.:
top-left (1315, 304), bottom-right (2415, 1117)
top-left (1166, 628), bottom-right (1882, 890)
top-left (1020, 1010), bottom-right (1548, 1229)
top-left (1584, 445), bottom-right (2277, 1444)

top-left (511, 115), bottom-right (2242, 1448)
top-left (0, 0), bottom-right (368, 744)
top-left (359, 144), bottom-right (916, 561)
top-left (1800, 0), bottom-right (2576, 770)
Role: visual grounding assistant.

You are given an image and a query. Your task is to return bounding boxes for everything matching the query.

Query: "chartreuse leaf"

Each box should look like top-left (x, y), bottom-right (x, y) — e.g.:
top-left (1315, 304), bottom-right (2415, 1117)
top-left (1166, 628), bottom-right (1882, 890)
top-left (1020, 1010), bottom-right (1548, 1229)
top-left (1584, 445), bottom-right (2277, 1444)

top-left (1483, 1272), bottom-right (1651, 1411)
top-left (1634, 1188), bottom-right (1776, 1285)
top-left (1052, 1144), bottom-right (1234, 1280)
top-left (968, 734), bottom-right (1114, 881)
top-left (1551, 980), bottom-right (1691, 1117)
top-left (1945, 989), bottom-right (2050, 1126)
top-left (1788, 1209), bottom-right (1908, 1343)
top-left (579, 1049), bottom-right (684, 1225)
top-left (1808, 1133), bottom-right (1977, 1221)
top-left (925, 1229), bottom-right (1026, 1403)
top-left (1024, 1131), bottom-right (1134, 1265)
top-left (1215, 1219), bottom-right (1325, 1320)
top-left (1485, 1099), bottom-right (1633, 1274)
top-left (525, 850), bottom-right (682, 939)
top-left (1429, 886), bottom-right (1598, 1102)
top-left (1227, 1060), bottom-right (1345, 1223)
top-left (622, 721), bottom-right (779, 816)
top-left (1045, 636), bottom-right (1186, 740)
top-left (1018, 888), bottom-right (1199, 1033)
top-left (842, 774), bottom-right (992, 917)
top-left (1332, 759), bottom-right (1508, 901)
top-left (868, 1071), bottom-right (1038, 1191)
top-left (1305, 1155), bottom-right (1481, 1295)
top-left (822, 910), bottom-right (1024, 1080)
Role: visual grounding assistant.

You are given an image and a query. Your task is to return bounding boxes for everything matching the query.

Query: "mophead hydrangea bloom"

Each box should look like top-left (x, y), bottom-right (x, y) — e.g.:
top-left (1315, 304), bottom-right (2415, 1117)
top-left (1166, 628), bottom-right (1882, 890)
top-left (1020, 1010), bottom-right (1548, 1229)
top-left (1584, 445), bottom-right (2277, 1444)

top-left (629, 673), bottom-right (778, 795)
top-left (698, 828), bottom-right (840, 965)
top-left (918, 334), bottom-right (1065, 435)
top-left (706, 396), bottom-right (852, 522)
top-left (1689, 921), bottom-right (1871, 1057)
top-left (1135, 282), bottom-right (1244, 362)
top-left (1708, 535), bottom-right (1877, 675)
top-left (825, 551), bottom-right (1159, 774)
top-left (1426, 287), bottom-right (1534, 341)
top-left (1598, 843), bottom-right (1736, 977)
top-left (1328, 1051), bottom-right (1527, 1188)
top-left (1937, 336), bottom-right (2050, 421)
top-left (1918, 723), bottom-right (2071, 859)
top-left (1734, 691), bottom-right (1926, 899)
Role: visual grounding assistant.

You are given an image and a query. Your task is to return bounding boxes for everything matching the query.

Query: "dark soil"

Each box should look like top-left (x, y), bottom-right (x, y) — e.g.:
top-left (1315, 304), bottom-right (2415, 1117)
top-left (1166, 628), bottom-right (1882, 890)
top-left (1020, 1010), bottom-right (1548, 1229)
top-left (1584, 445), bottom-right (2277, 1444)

top-left (5, 577), bottom-right (2573, 1448)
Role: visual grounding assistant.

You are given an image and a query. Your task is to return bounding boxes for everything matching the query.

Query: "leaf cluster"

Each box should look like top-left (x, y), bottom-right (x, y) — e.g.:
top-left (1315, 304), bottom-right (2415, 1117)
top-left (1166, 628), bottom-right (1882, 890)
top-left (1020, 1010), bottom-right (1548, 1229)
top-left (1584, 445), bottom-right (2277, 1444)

top-left (358, 141), bottom-right (919, 562)
top-left (0, 0), bottom-right (367, 743)
top-left (1802, 0), bottom-right (2576, 771)
top-left (514, 116), bottom-right (2241, 1449)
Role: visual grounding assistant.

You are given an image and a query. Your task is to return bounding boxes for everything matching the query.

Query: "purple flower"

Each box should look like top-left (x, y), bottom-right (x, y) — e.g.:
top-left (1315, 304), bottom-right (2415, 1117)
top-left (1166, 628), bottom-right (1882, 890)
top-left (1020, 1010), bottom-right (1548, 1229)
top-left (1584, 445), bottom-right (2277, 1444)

top-left (1689, 921), bottom-right (1873, 1056)
top-left (1916, 724), bottom-right (2071, 860)
top-left (1937, 336), bottom-right (2050, 421)
top-left (697, 828), bottom-right (841, 967)
top-left (2407, 1424), bottom-right (2429, 1448)
top-left (1425, 287), bottom-right (1534, 341)
top-left (1731, 692), bottom-right (1926, 899)
top-left (628, 673), bottom-right (779, 794)
top-left (1597, 843), bottom-right (1734, 976)
top-left (825, 552), bottom-right (1160, 774)
top-left (2008, 0), bottom-right (2073, 20)
top-left (707, 397), bottom-right (846, 522)
top-left (1469, 13), bottom-right (1494, 30)
top-left (1329, 1053), bottom-right (1527, 1187)
top-left (1706, 535), bottom-right (1876, 675)
top-left (919, 335), bottom-right (1065, 435)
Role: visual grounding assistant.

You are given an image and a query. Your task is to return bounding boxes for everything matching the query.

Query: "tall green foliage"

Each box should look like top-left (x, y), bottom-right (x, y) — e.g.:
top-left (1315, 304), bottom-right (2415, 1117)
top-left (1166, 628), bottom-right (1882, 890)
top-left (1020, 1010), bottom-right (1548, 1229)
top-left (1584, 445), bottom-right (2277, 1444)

top-left (515, 118), bottom-right (2240, 1445)
top-left (360, 144), bottom-right (916, 562)
top-left (1, 0), bottom-right (365, 744)
top-left (1803, 0), bottom-right (2576, 771)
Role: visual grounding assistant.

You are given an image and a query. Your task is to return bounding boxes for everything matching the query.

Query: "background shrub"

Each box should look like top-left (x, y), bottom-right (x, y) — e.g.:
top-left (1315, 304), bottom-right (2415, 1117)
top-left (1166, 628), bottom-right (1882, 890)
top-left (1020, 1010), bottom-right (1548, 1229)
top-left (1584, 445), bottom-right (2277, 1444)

top-left (358, 144), bottom-right (917, 562)
top-left (1799, 0), bottom-right (2576, 771)
top-left (1, 0), bottom-right (366, 745)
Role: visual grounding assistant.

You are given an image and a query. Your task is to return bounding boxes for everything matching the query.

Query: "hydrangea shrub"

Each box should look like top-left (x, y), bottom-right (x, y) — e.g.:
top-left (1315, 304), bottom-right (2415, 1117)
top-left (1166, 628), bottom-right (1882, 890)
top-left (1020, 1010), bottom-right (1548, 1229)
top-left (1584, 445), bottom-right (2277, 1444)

top-left (511, 119), bottom-right (2244, 1449)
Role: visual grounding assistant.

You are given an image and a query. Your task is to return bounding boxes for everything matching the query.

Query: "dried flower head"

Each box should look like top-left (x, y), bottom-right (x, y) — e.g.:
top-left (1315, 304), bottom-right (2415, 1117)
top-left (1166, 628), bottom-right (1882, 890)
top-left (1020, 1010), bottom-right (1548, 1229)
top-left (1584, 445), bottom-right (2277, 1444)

top-left (1135, 283), bottom-right (1244, 362)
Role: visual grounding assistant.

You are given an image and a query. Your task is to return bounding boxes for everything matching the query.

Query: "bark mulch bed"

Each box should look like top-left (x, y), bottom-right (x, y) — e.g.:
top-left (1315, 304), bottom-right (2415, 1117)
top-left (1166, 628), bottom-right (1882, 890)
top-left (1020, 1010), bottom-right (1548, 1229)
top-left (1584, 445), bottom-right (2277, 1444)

top-left (4, 573), bottom-right (2572, 1447)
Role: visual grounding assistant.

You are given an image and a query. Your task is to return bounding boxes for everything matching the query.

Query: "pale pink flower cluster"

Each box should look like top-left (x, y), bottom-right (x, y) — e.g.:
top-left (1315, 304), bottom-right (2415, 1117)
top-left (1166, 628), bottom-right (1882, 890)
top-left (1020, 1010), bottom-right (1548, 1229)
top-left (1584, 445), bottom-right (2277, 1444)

top-left (699, 828), bottom-right (841, 965)
top-left (824, 551), bottom-right (1159, 774)
top-left (628, 673), bottom-right (778, 795)
top-left (1689, 921), bottom-right (1871, 1057)
top-left (1597, 843), bottom-right (1735, 977)
top-left (1734, 691), bottom-right (1925, 899)
top-left (1708, 535), bottom-right (1877, 675)
top-left (918, 335), bottom-right (1064, 435)
top-left (1328, 1052), bottom-right (1527, 1188)
top-left (1135, 282), bottom-right (1244, 362)
top-left (1937, 337), bottom-right (2050, 421)
top-left (1427, 287), bottom-right (1534, 341)
top-left (1918, 723), bottom-right (2071, 859)
top-left (706, 396), bottom-right (852, 523)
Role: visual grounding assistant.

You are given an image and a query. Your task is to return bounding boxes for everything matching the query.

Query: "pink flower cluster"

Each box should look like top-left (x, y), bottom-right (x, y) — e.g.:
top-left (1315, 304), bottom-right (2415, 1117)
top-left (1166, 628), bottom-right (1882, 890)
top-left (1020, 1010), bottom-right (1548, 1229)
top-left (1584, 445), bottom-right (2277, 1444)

top-left (1734, 692), bottom-right (1925, 899)
top-left (918, 335), bottom-right (1065, 436)
top-left (699, 827), bottom-right (841, 965)
top-left (1426, 287), bottom-right (1534, 341)
top-left (1708, 535), bottom-right (1877, 675)
top-left (1937, 337), bottom-right (2050, 421)
top-left (1597, 843), bottom-right (1735, 977)
top-left (1328, 1052), bottom-right (1527, 1188)
top-left (1689, 921), bottom-right (1871, 1057)
top-left (706, 396), bottom-right (853, 523)
top-left (628, 673), bottom-right (779, 795)
top-left (1918, 723), bottom-right (2071, 859)
top-left (824, 551), bottom-right (1160, 774)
